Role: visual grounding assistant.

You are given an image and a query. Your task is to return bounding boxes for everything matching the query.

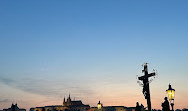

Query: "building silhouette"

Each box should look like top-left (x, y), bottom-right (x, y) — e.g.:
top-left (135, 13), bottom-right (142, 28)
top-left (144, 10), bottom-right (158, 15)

top-left (182, 109), bottom-right (188, 111)
top-left (30, 97), bottom-right (145, 111)
top-left (30, 95), bottom-right (90, 111)
top-left (88, 101), bottom-right (144, 111)
top-left (0, 104), bottom-right (26, 111)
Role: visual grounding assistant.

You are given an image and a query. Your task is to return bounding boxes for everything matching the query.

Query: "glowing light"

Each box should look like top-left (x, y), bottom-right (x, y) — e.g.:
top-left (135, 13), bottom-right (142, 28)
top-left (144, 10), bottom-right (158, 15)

top-left (97, 101), bottom-right (102, 110)
top-left (166, 84), bottom-right (175, 100)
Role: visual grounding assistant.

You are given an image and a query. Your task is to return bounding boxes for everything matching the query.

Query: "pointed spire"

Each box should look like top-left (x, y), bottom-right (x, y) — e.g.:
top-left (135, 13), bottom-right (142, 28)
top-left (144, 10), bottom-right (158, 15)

top-left (67, 93), bottom-right (71, 103)
top-left (63, 97), bottom-right (65, 102)
top-left (63, 96), bottom-right (66, 106)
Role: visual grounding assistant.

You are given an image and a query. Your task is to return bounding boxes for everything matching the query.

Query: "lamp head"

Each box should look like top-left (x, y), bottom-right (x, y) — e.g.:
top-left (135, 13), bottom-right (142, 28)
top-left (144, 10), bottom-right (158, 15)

top-left (166, 84), bottom-right (175, 100)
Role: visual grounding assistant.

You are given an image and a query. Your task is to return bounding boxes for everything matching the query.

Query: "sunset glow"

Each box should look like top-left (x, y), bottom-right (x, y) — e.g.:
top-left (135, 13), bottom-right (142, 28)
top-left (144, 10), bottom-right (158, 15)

top-left (0, 1), bottom-right (188, 111)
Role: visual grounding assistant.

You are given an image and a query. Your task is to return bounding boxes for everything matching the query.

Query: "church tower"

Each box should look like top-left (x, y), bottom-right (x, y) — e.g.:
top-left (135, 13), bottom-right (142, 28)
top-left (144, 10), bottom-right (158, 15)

top-left (67, 94), bottom-right (71, 106)
top-left (63, 97), bottom-right (66, 106)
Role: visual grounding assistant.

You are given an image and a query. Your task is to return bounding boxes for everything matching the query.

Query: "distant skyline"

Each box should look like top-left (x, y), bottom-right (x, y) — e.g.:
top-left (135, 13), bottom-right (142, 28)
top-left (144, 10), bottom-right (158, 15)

top-left (0, 1), bottom-right (188, 111)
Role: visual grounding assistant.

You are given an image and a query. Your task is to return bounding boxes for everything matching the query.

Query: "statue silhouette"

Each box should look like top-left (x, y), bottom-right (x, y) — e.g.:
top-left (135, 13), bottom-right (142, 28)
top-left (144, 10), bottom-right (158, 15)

top-left (136, 102), bottom-right (141, 111)
top-left (162, 97), bottom-right (170, 111)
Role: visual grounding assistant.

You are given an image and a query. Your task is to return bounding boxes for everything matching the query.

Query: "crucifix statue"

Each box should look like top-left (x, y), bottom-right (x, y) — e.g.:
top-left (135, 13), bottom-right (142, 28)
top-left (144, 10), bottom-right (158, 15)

top-left (138, 63), bottom-right (156, 111)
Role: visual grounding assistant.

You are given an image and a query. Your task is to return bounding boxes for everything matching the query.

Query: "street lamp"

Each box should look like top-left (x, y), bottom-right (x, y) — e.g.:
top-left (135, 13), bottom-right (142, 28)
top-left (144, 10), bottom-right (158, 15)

top-left (166, 84), bottom-right (175, 111)
top-left (97, 101), bottom-right (103, 110)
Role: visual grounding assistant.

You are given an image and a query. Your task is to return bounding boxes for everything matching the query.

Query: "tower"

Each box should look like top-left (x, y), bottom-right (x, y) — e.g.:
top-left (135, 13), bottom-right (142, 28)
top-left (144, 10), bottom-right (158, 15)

top-left (67, 94), bottom-right (71, 106)
top-left (63, 97), bottom-right (66, 106)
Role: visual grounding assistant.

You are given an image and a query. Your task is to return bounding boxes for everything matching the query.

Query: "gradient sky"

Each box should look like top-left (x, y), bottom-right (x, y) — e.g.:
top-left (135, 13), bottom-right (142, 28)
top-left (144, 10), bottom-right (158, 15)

top-left (0, 0), bottom-right (188, 110)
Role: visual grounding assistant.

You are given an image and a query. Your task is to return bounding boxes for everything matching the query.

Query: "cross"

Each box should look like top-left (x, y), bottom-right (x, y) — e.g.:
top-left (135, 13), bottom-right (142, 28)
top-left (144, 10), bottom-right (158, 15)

top-left (138, 63), bottom-right (156, 111)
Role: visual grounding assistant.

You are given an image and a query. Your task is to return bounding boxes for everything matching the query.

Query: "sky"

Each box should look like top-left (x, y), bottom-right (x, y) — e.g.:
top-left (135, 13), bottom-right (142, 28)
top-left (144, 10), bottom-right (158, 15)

top-left (0, 0), bottom-right (188, 110)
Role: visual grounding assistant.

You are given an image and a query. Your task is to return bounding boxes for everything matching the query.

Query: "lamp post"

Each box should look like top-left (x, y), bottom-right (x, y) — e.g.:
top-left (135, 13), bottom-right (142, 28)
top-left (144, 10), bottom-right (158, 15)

top-left (97, 101), bottom-right (103, 110)
top-left (166, 84), bottom-right (175, 111)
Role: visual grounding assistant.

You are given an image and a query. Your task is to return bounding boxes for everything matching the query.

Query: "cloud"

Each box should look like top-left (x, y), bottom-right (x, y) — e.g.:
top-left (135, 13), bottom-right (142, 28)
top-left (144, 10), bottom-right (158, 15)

top-left (0, 99), bottom-right (9, 103)
top-left (0, 76), bottom-right (94, 98)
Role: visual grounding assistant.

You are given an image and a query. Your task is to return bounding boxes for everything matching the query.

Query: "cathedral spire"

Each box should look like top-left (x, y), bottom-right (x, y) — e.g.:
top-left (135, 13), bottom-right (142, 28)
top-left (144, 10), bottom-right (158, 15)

top-left (63, 97), bottom-right (65, 102)
top-left (67, 93), bottom-right (71, 105)
top-left (63, 96), bottom-right (66, 106)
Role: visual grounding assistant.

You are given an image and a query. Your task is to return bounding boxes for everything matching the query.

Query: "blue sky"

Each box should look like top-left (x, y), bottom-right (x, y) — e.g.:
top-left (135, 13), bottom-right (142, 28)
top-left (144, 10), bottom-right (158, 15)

top-left (0, 0), bottom-right (188, 110)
